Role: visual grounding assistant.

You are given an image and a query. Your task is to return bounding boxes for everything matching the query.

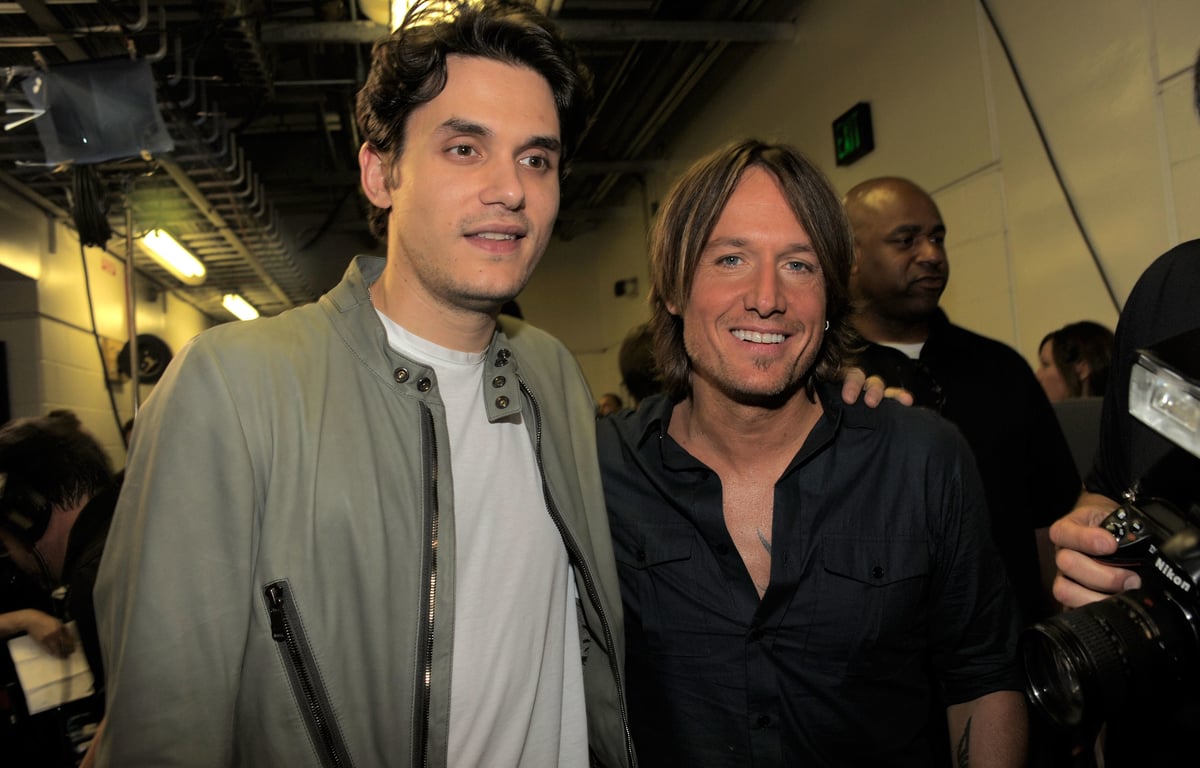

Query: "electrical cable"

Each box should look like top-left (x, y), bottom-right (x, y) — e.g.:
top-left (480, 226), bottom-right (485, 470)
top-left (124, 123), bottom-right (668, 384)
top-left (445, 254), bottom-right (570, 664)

top-left (71, 164), bottom-right (113, 248)
top-left (78, 239), bottom-right (128, 444)
top-left (297, 186), bottom-right (356, 252)
top-left (978, 0), bottom-right (1122, 314)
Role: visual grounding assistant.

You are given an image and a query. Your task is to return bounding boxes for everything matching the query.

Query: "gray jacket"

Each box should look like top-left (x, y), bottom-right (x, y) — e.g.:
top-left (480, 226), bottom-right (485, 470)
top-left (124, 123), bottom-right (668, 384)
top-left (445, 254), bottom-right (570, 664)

top-left (94, 255), bottom-right (633, 767)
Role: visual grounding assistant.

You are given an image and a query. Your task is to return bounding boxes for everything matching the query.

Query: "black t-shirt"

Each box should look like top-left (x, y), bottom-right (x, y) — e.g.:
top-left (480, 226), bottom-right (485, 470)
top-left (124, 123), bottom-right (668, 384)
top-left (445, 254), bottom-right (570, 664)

top-left (62, 481), bottom-right (118, 708)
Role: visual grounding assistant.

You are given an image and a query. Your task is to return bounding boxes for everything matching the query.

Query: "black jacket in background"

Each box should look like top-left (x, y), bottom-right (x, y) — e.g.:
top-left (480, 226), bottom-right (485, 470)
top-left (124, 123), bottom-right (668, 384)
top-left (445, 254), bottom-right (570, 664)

top-left (62, 479), bottom-right (119, 710)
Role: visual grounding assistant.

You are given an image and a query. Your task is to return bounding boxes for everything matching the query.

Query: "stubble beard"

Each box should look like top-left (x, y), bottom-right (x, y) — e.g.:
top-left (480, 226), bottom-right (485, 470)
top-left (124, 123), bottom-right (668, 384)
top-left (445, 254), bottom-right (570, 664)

top-left (688, 340), bottom-right (821, 409)
top-left (398, 244), bottom-right (541, 317)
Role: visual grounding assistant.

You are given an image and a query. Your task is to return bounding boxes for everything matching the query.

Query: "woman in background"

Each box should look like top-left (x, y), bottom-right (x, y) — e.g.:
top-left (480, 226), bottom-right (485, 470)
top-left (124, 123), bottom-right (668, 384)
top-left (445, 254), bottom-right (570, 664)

top-left (1038, 320), bottom-right (1115, 477)
top-left (1036, 321), bottom-right (1114, 403)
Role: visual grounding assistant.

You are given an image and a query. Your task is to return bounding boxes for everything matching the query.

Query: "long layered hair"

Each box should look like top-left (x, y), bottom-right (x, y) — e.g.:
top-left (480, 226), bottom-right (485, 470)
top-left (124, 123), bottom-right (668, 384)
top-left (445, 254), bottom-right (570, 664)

top-left (649, 139), bottom-right (858, 401)
top-left (1041, 320), bottom-right (1115, 398)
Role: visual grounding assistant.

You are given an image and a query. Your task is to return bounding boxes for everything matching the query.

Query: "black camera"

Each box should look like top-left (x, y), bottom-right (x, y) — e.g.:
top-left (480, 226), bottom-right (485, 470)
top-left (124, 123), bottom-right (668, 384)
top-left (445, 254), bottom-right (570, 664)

top-left (1022, 498), bottom-right (1200, 729)
top-left (1022, 328), bottom-right (1200, 731)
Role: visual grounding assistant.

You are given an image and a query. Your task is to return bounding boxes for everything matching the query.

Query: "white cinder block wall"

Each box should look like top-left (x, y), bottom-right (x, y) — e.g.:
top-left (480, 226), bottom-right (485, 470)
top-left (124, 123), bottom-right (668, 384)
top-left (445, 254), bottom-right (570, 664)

top-left (526, 0), bottom-right (1200, 400)
top-left (0, 182), bottom-right (212, 466)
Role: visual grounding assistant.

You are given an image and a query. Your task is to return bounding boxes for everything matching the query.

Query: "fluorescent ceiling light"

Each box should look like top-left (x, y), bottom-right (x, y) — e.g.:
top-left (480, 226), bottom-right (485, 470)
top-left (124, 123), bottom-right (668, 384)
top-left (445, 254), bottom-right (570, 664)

top-left (222, 293), bottom-right (259, 321)
top-left (142, 229), bottom-right (206, 285)
top-left (386, 1), bottom-right (522, 30)
top-left (388, 1), bottom-right (417, 29)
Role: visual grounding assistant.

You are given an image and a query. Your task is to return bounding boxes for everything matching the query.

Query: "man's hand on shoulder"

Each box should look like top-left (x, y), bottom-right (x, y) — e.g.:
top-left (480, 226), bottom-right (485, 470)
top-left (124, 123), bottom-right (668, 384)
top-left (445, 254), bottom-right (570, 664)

top-left (840, 367), bottom-right (914, 408)
top-left (1051, 492), bottom-right (1138, 608)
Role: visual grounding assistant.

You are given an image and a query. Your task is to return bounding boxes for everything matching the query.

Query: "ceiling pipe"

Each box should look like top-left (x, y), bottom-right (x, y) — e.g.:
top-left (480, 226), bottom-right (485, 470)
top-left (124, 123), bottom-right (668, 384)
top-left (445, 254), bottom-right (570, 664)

top-left (140, 7), bottom-right (168, 62)
top-left (73, 0), bottom-right (148, 33)
top-left (15, 0), bottom-right (89, 60)
top-left (261, 19), bottom-right (794, 45)
top-left (157, 157), bottom-right (293, 308)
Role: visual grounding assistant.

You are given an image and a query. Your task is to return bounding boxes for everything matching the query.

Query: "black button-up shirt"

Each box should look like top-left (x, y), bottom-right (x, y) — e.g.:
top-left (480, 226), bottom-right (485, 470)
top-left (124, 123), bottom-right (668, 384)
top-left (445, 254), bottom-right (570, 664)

top-left (597, 384), bottom-right (1021, 767)
top-left (853, 309), bottom-right (1081, 624)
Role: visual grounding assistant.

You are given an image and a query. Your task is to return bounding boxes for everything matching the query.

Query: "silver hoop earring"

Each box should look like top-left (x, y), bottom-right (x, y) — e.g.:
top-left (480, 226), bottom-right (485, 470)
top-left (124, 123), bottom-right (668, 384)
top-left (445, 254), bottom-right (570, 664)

top-left (824, 320), bottom-right (830, 331)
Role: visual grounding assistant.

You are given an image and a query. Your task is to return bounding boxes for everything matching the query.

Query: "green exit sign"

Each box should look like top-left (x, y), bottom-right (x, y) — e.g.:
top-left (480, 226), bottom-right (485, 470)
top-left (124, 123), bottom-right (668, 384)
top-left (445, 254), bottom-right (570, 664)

top-left (833, 102), bottom-right (874, 166)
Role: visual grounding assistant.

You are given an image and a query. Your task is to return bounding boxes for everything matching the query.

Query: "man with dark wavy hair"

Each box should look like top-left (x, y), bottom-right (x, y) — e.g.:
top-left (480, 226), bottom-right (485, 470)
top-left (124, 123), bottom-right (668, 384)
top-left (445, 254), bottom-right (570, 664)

top-left (94, 3), bottom-right (633, 766)
top-left (598, 139), bottom-right (1026, 766)
top-left (0, 411), bottom-right (117, 704)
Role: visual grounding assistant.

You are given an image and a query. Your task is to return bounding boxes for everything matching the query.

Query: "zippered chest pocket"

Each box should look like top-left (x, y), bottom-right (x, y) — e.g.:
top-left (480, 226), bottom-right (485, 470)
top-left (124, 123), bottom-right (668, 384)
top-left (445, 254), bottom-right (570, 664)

top-left (263, 580), bottom-right (357, 768)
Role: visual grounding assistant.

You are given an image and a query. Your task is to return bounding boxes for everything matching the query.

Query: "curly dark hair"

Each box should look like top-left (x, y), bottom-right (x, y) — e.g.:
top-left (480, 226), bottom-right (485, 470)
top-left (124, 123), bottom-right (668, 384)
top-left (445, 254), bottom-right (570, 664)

top-left (0, 412), bottom-right (114, 544)
top-left (355, 0), bottom-right (593, 239)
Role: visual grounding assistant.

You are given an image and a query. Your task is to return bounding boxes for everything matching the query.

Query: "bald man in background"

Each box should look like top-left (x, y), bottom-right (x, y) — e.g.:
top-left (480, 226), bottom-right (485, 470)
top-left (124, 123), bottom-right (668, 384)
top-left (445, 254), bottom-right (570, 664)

top-left (844, 178), bottom-right (1081, 628)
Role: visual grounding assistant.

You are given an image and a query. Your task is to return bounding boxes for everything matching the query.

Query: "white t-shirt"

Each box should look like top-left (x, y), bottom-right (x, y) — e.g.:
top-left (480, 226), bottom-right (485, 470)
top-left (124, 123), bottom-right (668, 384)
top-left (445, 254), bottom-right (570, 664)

top-left (881, 340), bottom-right (925, 359)
top-left (378, 313), bottom-right (588, 768)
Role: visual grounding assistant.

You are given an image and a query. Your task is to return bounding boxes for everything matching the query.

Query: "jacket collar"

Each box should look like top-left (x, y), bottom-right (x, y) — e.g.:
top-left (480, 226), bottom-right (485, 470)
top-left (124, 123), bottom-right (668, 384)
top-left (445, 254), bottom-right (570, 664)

top-left (323, 255), bottom-right (524, 422)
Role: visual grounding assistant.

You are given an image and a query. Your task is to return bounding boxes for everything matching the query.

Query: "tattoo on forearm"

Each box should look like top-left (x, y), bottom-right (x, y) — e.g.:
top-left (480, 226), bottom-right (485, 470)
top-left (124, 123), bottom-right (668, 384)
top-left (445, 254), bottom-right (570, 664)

top-left (956, 717), bottom-right (972, 768)
top-left (757, 529), bottom-right (771, 555)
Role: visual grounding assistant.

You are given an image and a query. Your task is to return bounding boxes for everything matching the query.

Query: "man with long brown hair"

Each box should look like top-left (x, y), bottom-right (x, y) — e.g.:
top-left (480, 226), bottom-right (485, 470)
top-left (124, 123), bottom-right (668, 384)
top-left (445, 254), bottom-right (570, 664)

top-left (598, 139), bottom-right (1026, 766)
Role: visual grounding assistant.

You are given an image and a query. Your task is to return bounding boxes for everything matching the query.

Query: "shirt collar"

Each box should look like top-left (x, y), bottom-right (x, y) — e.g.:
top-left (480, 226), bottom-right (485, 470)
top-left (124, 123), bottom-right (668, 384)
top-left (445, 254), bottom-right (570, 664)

top-left (628, 383), bottom-right (848, 474)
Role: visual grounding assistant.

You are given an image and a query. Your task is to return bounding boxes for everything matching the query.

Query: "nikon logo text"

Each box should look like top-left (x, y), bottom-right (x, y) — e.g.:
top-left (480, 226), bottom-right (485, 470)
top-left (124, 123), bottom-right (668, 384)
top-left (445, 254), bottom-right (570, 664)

top-left (1155, 557), bottom-right (1192, 593)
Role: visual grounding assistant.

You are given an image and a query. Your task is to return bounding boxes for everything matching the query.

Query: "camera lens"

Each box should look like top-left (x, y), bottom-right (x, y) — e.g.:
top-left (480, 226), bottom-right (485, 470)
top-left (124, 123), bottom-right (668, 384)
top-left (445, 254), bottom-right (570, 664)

top-left (1022, 629), bottom-right (1086, 727)
top-left (1021, 590), bottom-right (1195, 730)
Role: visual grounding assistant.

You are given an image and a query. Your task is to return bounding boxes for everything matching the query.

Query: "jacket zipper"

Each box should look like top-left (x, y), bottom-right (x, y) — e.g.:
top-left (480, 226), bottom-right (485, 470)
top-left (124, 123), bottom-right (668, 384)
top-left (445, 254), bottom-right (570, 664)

top-left (265, 581), bottom-right (354, 768)
top-left (416, 402), bottom-right (439, 768)
top-left (519, 379), bottom-right (636, 767)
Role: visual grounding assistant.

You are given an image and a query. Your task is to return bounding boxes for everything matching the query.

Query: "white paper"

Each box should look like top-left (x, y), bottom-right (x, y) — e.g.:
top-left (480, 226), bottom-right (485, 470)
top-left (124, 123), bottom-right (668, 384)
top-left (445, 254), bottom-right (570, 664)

top-left (7, 621), bottom-right (95, 714)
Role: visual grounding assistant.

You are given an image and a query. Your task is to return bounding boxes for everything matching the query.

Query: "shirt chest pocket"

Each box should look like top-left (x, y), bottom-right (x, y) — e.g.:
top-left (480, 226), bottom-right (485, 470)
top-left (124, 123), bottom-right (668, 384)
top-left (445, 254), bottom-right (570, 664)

top-left (804, 535), bottom-right (932, 674)
top-left (618, 528), bottom-right (717, 658)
